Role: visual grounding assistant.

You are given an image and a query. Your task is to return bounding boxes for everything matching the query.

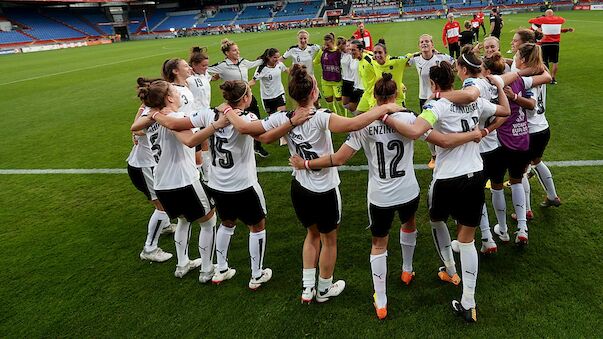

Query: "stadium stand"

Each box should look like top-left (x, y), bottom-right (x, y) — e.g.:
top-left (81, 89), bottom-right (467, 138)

top-left (205, 8), bottom-right (238, 22)
top-left (238, 5), bottom-right (274, 20)
top-left (273, 0), bottom-right (323, 21)
top-left (79, 12), bottom-right (113, 35)
top-left (154, 12), bottom-right (199, 31)
top-left (46, 10), bottom-right (99, 36)
top-left (3, 8), bottom-right (85, 40)
top-left (0, 30), bottom-right (32, 44)
top-left (128, 13), bottom-right (145, 34)
top-left (142, 8), bottom-right (169, 32)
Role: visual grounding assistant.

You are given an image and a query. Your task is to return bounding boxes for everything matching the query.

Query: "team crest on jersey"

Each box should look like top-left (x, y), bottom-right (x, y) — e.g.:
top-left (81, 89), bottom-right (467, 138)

top-left (389, 66), bottom-right (394, 70)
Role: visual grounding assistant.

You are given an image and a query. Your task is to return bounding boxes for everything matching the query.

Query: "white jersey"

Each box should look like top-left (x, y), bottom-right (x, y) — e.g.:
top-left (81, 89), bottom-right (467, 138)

top-left (262, 109), bottom-right (340, 193)
top-left (341, 53), bottom-right (355, 81)
top-left (350, 58), bottom-right (362, 90)
top-left (253, 62), bottom-right (287, 100)
top-left (522, 77), bottom-right (549, 133)
top-left (408, 52), bottom-right (455, 100)
top-left (420, 98), bottom-right (497, 180)
top-left (462, 77), bottom-right (501, 153)
top-left (283, 44), bottom-right (321, 75)
top-left (126, 106), bottom-right (159, 168)
top-left (190, 108), bottom-right (259, 192)
top-left (345, 112), bottom-right (420, 207)
top-left (207, 58), bottom-right (263, 82)
top-left (173, 84), bottom-right (196, 116)
top-left (186, 72), bottom-right (212, 110)
top-left (153, 111), bottom-right (199, 190)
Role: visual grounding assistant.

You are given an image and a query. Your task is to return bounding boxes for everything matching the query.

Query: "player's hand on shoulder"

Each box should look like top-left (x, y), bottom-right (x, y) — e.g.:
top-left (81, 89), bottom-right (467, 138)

top-left (214, 113), bottom-right (230, 129)
top-left (291, 107), bottom-right (313, 126)
top-left (383, 102), bottom-right (404, 114)
top-left (486, 74), bottom-right (503, 88)
top-left (289, 154), bottom-right (305, 170)
top-left (503, 86), bottom-right (515, 99)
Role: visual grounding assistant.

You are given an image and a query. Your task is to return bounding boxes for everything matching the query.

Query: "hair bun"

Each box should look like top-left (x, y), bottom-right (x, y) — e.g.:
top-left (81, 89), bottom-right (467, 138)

top-left (378, 38), bottom-right (386, 45)
top-left (382, 72), bottom-right (393, 82)
top-left (192, 46), bottom-right (201, 53)
top-left (137, 77), bottom-right (147, 87)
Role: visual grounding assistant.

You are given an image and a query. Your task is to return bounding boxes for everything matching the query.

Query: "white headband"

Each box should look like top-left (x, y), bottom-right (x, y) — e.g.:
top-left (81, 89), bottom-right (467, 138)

top-left (462, 54), bottom-right (481, 68)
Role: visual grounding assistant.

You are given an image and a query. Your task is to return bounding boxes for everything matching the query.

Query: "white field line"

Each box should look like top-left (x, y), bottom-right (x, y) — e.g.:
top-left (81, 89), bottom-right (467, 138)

top-left (1, 160), bottom-right (602, 175)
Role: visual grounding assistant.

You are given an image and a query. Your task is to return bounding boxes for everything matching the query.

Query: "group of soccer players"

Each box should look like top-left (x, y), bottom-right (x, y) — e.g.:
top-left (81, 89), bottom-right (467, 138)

top-left (127, 16), bottom-right (563, 323)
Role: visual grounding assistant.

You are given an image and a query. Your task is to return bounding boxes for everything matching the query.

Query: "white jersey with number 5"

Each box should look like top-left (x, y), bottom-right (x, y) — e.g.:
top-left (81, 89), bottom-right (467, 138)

top-left (420, 98), bottom-right (497, 180)
top-left (127, 106), bottom-right (160, 168)
top-left (262, 108), bottom-right (340, 193)
top-left (190, 108), bottom-right (258, 192)
top-left (345, 112), bottom-right (419, 207)
top-left (153, 111), bottom-right (199, 190)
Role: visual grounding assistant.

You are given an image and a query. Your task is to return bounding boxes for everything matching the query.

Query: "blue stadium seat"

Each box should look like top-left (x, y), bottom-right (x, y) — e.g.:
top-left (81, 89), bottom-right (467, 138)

top-left (154, 14), bottom-right (198, 31)
top-left (0, 30), bottom-right (32, 44)
top-left (3, 8), bottom-right (85, 40)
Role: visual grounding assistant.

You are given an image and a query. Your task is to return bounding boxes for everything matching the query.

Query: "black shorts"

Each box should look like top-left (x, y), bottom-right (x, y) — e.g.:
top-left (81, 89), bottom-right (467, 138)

top-left (262, 94), bottom-right (286, 115)
top-left (350, 88), bottom-right (364, 104)
top-left (342, 80), bottom-right (355, 97)
top-left (529, 128), bottom-right (550, 160)
top-left (480, 147), bottom-right (504, 183)
top-left (206, 183), bottom-right (266, 226)
top-left (156, 180), bottom-right (212, 222)
top-left (541, 43), bottom-right (560, 64)
top-left (249, 95), bottom-right (261, 118)
top-left (368, 196), bottom-right (420, 238)
top-left (489, 146), bottom-right (531, 183)
top-left (429, 171), bottom-right (485, 227)
top-left (127, 165), bottom-right (156, 200)
top-left (291, 179), bottom-right (341, 234)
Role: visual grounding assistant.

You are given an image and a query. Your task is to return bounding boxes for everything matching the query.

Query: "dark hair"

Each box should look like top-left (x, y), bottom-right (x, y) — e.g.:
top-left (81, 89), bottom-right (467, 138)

top-left (189, 46), bottom-right (209, 66)
top-left (162, 58), bottom-right (183, 82)
top-left (515, 28), bottom-right (536, 44)
top-left (258, 48), bottom-right (279, 65)
top-left (288, 64), bottom-right (314, 106)
top-left (137, 77), bottom-right (170, 109)
top-left (457, 48), bottom-right (482, 75)
top-left (219, 80), bottom-right (248, 105)
top-left (324, 32), bottom-right (335, 41)
top-left (483, 51), bottom-right (506, 75)
top-left (374, 38), bottom-right (387, 53)
top-left (429, 61), bottom-right (455, 91)
top-left (464, 21), bottom-right (471, 29)
top-left (374, 72), bottom-right (397, 102)
top-left (350, 39), bottom-right (365, 51)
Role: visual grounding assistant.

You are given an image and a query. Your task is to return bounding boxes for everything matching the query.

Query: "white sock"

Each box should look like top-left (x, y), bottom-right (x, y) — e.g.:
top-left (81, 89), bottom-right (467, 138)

top-left (302, 268), bottom-right (316, 289)
top-left (174, 217), bottom-right (192, 267)
top-left (201, 151), bottom-right (211, 182)
top-left (511, 183), bottom-right (528, 230)
top-left (459, 240), bottom-right (478, 309)
top-left (370, 251), bottom-right (388, 308)
top-left (430, 220), bottom-right (456, 276)
top-left (318, 276), bottom-right (333, 294)
top-left (400, 230), bottom-right (417, 272)
top-left (478, 204), bottom-right (493, 241)
top-left (249, 230), bottom-right (267, 278)
top-left (144, 209), bottom-right (169, 252)
top-left (522, 174), bottom-right (532, 212)
top-left (198, 214), bottom-right (216, 273)
top-left (534, 162), bottom-right (558, 200)
top-left (215, 224), bottom-right (235, 271)
top-left (491, 188), bottom-right (507, 232)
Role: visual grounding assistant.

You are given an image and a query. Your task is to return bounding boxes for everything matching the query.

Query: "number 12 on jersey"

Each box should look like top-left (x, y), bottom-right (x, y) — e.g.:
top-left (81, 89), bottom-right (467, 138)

top-left (375, 140), bottom-right (406, 179)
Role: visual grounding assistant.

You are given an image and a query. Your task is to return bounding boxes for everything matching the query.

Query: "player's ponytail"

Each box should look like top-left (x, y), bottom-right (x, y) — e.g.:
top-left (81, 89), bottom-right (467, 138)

top-left (483, 51), bottom-right (506, 75)
top-left (189, 46), bottom-right (209, 66)
top-left (374, 72), bottom-right (397, 103)
top-left (517, 43), bottom-right (543, 69)
top-left (375, 39), bottom-right (387, 53)
top-left (288, 64), bottom-right (314, 106)
top-left (515, 28), bottom-right (536, 44)
top-left (220, 80), bottom-right (249, 106)
top-left (429, 61), bottom-right (455, 91)
top-left (137, 78), bottom-right (170, 109)
top-left (258, 48), bottom-right (279, 65)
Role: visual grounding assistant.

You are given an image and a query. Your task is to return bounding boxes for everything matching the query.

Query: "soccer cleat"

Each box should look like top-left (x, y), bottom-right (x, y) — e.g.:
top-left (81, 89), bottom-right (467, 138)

top-left (315, 280), bottom-right (346, 303)
top-left (301, 287), bottom-right (316, 304)
top-left (401, 271), bottom-right (415, 285)
top-left (451, 239), bottom-right (460, 253)
top-left (254, 146), bottom-right (270, 158)
top-left (212, 267), bottom-right (236, 284)
top-left (511, 210), bottom-right (534, 221)
top-left (139, 248), bottom-right (172, 262)
top-left (480, 239), bottom-right (498, 254)
top-left (198, 264), bottom-right (216, 284)
top-left (174, 258), bottom-right (202, 278)
top-left (550, 78), bottom-right (557, 85)
top-left (484, 179), bottom-right (491, 189)
top-left (427, 157), bottom-right (436, 170)
top-left (373, 293), bottom-right (387, 320)
top-left (451, 300), bottom-right (477, 323)
top-left (540, 197), bottom-right (561, 208)
top-left (438, 266), bottom-right (461, 286)
top-left (249, 268), bottom-right (273, 290)
top-left (161, 223), bottom-right (177, 235)
top-left (493, 224), bottom-right (510, 242)
top-left (515, 229), bottom-right (529, 245)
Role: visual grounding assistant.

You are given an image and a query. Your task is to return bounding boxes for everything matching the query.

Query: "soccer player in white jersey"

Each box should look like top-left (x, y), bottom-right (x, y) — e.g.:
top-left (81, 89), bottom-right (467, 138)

top-left (250, 48), bottom-right (288, 116)
top-left (208, 38), bottom-right (270, 157)
top-left (132, 80), bottom-right (229, 280)
top-left (222, 64), bottom-right (404, 304)
top-left (162, 58), bottom-right (195, 116)
top-left (282, 30), bottom-right (322, 76)
top-left (382, 61), bottom-right (510, 322)
top-left (289, 73), bottom-right (482, 319)
top-left (127, 94), bottom-right (175, 263)
top-left (407, 34), bottom-right (455, 170)
top-left (346, 40), bottom-right (365, 113)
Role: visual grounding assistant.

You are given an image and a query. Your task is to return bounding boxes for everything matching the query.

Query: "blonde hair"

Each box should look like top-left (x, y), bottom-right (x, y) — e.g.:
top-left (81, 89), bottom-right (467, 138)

top-left (297, 29), bottom-right (309, 37)
top-left (221, 38), bottom-right (236, 55)
top-left (517, 43), bottom-right (543, 68)
top-left (483, 36), bottom-right (500, 47)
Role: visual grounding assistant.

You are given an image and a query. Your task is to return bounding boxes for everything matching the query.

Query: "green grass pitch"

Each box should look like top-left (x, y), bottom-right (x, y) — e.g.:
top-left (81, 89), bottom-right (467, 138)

top-left (1, 10), bottom-right (602, 337)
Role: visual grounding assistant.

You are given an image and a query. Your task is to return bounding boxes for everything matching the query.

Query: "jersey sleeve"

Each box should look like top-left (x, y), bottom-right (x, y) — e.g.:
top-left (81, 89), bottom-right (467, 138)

top-left (315, 109), bottom-right (332, 130)
top-left (418, 104), bottom-right (439, 127)
top-left (283, 49), bottom-right (292, 59)
top-left (246, 113), bottom-right (259, 122)
top-left (478, 98), bottom-right (497, 120)
top-left (521, 76), bottom-right (534, 89)
top-left (207, 62), bottom-right (224, 75)
top-left (344, 130), bottom-right (364, 151)
top-left (278, 62), bottom-right (288, 72)
top-left (189, 109), bottom-right (207, 128)
top-left (313, 48), bottom-right (323, 65)
top-left (260, 112), bottom-right (287, 131)
top-left (462, 77), bottom-right (478, 89)
top-left (252, 67), bottom-right (263, 81)
top-left (243, 59), bottom-right (263, 69)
